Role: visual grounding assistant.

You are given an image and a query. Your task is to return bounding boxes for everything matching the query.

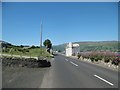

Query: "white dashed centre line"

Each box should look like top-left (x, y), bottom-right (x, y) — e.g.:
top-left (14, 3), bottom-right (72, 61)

top-left (94, 74), bottom-right (114, 86)
top-left (70, 61), bottom-right (78, 67)
top-left (65, 59), bottom-right (68, 61)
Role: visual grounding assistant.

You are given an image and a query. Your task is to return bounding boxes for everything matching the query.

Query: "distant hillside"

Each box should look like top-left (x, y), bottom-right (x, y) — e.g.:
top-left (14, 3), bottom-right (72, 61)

top-left (0, 40), bottom-right (13, 48)
top-left (53, 41), bottom-right (118, 52)
top-left (53, 43), bottom-right (67, 52)
top-left (1, 40), bottom-right (118, 52)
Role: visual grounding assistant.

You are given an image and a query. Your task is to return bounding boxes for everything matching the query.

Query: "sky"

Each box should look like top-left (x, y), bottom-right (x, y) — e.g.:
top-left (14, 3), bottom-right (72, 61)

top-left (2, 2), bottom-right (118, 46)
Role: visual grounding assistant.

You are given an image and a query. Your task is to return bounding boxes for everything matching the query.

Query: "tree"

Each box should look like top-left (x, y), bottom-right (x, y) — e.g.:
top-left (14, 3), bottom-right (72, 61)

top-left (20, 45), bottom-right (24, 48)
top-left (31, 45), bottom-right (36, 49)
top-left (43, 39), bottom-right (52, 53)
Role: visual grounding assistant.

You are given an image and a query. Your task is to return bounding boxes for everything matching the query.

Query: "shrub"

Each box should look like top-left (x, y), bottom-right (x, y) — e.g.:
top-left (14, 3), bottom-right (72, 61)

top-left (90, 57), bottom-right (94, 62)
top-left (80, 51), bottom-right (119, 64)
top-left (111, 57), bottom-right (120, 65)
top-left (93, 55), bottom-right (102, 62)
top-left (77, 54), bottom-right (81, 59)
top-left (31, 45), bottom-right (36, 49)
top-left (104, 56), bottom-right (110, 63)
top-left (94, 57), bottom-right (99, 62)
top-left (81, 52), bottom-right (90, 59)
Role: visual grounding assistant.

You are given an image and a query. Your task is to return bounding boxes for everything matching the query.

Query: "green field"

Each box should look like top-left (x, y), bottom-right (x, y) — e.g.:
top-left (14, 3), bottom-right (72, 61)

top-left (2, 47), bottom-right (52, 58)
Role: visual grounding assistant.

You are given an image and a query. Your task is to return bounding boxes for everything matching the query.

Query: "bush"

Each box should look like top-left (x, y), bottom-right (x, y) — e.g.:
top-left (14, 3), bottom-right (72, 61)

top-left (94, 57), bottom-right (99, 62)
top-left (31, 45), bottom-right (36, 49)
top-left (93, 55), bottom-right (102, 62)
top-left (81, 53), bottom-right (90, 59)
top-left (77, 54), bottom-right (81, 59)
top-left (81, 51), bottom-right (118, 64)
top-left (111, 57), bottom-right (120, 65)
top-left (90, 57), bottom-right (94, 62)
top-left (104, 57), bottom-right (110, 63)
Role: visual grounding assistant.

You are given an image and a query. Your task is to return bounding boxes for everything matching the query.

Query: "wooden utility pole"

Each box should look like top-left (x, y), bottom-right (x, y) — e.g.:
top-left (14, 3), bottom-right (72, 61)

top-left (40, 20), bottom-right (42, 54)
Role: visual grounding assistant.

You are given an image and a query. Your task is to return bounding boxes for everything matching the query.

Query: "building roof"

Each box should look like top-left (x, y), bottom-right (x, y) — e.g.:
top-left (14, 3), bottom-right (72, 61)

top-left (66, 42), bottom-right (79, 48)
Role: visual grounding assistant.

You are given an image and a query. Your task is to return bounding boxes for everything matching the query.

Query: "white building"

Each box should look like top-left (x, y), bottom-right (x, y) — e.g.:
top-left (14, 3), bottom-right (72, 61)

top-left (66, 42), bottom-right (80, 56)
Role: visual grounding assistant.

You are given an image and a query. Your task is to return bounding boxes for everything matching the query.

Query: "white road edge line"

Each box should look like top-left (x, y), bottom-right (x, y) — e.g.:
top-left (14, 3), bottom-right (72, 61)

top-left (65, 59), bottom-right (68, 61)
top-left (70, 61), bottom-right (78, 67)
top-left (94, 74), bottom-right (114, 86)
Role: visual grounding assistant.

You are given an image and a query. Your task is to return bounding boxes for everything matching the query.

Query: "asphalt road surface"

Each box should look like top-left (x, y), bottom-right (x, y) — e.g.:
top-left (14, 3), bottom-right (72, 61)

top-left (40, 54), bottom-right (118, 88)
top-left (3, 54), bottom-right (118, 88)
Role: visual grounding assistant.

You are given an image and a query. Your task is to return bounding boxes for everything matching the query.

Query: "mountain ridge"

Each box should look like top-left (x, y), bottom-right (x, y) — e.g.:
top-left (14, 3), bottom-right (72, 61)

top-left (52, 41), bottom-right (118, 52)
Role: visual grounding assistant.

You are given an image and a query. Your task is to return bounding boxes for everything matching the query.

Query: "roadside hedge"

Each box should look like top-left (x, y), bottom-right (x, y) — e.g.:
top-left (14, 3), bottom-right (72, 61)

top-left (78, 51), bottom-right (120, 65)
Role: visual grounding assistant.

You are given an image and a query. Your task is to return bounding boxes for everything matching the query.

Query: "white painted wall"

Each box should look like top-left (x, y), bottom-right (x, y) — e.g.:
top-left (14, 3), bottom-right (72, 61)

top-left (66, 42), bottom-right (80, 56)
top-left (66, 47), bottom-right (72, 56)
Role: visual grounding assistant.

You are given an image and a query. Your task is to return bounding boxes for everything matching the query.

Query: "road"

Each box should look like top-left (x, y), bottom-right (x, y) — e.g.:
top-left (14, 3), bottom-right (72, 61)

top-left (2, 54), bottom-right (118, 88)
top-left (40, 54), bottom-right (118, 88)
